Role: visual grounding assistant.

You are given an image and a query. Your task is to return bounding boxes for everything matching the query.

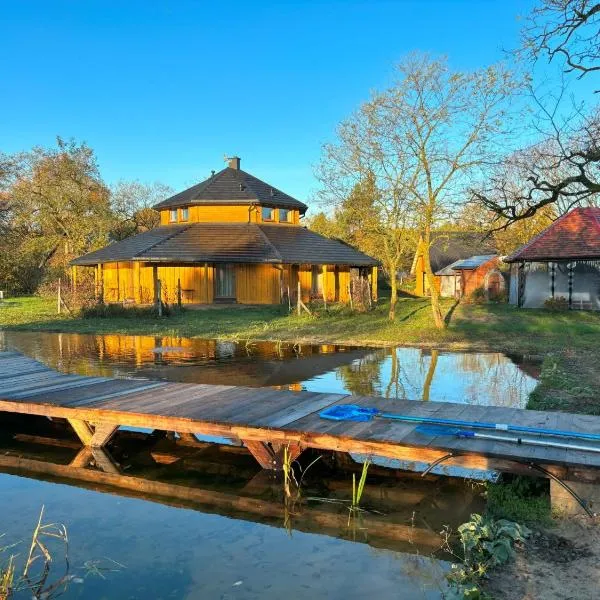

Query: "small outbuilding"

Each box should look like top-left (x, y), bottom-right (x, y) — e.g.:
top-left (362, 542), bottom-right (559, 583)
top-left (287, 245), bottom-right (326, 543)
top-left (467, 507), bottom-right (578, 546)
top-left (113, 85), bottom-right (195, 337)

top-left (505, 207), bottom-right (600, 310)
top-left (411, 233), bottom-right (500, 299)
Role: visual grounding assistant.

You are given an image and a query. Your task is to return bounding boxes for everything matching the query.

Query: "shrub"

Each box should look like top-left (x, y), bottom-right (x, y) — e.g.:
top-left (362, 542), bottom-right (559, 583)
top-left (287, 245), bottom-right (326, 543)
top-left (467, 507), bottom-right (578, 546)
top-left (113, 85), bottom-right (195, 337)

top-left (80, 302), bottom-right (174, 319)
top-left (469, 286), bottom-right (487, 304)
top-left (544, 296), bottom-right (569, 311)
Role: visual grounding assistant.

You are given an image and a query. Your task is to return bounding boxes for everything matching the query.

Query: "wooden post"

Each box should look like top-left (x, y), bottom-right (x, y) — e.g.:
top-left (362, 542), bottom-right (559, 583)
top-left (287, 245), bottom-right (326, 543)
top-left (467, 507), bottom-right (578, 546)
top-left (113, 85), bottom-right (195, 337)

top-left (157, 279), bottom-right (163, 317)
top-left (153, 265), bottom-right (159, 311)
top-left (550, 262), bottom-right (555, 298)
top-left (568, 262), bottom-right (574, 309)
top-left (517, 262), bottom-right (525, 308)
top-left (297, 280), bottom-right (302, 316)
top-left (57, 278), bottom-right (62, 314)
top-left (204, 263), bottom-right (209, 303)
top-left (71, 266), bottom-right (77, 292)
top-left (98, 264), bottom-right (104, 303)
top-left (134, 262), bottom-right (141, 304)
top-left (177, 277), bottom-right (182, 308)
top-left (322, 265), bottom-right (327, 309)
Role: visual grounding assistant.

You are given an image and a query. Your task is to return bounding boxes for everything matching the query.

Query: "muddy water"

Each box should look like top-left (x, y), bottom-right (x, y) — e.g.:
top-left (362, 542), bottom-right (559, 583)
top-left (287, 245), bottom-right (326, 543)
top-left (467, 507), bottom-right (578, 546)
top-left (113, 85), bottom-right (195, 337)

top-left (0, 331), bottom-right (537, 598)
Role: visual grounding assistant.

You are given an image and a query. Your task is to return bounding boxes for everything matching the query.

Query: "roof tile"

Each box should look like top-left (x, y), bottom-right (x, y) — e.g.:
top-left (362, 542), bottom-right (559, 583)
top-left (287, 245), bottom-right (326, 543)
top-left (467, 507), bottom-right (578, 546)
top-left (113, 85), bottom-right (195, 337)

top-left (505, 207), bottom-right (600, 262)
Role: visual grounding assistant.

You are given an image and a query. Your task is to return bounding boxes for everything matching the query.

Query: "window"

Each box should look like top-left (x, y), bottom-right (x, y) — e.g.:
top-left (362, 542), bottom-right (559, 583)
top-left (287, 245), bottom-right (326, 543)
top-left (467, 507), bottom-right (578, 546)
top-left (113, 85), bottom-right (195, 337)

top-left (279, 208), bottom-right (290, 223)
top-left (169, 209), bottom-right (178, 222)
top-left (262, 206), bottom-right (275, 221)
top-left (180, 207), bottom-right (189, 221)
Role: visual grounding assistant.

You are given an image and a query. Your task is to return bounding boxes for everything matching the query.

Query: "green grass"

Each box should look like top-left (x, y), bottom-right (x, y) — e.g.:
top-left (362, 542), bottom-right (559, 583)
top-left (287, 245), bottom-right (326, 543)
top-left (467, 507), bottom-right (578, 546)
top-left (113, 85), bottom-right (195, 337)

top-left (486, 476), bottom-right (552, 526)
top-left (2, 295), bottom-right (600, 354)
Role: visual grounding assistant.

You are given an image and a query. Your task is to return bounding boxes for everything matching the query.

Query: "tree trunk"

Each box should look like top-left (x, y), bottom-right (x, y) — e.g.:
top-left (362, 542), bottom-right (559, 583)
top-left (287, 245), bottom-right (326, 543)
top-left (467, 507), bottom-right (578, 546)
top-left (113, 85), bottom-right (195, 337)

top-left (422, 349), bottom-right (439, 401)
top-left (423, 229), bottom-right (446, 329)
top-left (389, 269), bottom-right (398, 321)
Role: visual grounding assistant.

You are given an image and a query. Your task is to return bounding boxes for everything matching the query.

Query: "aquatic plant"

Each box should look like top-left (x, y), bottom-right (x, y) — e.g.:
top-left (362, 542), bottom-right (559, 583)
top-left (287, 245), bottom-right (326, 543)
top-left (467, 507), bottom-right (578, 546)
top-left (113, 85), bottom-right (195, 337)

top-left (0, 507), bottom-right (125, 599)
top-left (351, 459), bottom-right (371, 511)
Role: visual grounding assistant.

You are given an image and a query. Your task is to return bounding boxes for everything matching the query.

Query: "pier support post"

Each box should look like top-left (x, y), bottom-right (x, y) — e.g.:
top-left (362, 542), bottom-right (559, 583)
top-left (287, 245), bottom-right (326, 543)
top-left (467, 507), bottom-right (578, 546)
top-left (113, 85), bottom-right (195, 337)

top-left (69, 446), bottom-right (120, 474)
top-left (68, 419), bottom-right (118, 448)
top-left (243, 440), bottom-right (303, 471)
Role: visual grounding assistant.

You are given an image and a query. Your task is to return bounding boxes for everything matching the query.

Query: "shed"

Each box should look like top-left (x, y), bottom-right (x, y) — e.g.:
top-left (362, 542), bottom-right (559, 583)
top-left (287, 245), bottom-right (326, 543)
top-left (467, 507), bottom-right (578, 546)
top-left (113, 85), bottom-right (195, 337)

top-left (411, 232), bottom-right (498, 297)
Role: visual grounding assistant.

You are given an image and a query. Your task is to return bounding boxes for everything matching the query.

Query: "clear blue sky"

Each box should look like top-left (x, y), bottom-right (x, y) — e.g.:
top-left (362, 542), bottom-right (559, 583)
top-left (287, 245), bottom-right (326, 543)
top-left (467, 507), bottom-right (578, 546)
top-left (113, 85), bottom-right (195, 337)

top-left (1, 0), bottom-right (536, 204)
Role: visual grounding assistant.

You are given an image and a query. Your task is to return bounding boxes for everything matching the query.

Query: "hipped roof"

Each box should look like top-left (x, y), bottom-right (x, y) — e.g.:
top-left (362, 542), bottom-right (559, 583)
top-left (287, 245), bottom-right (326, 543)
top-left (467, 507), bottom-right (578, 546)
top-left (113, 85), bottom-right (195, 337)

top-left (71, 223), bottom-right (378, 267)
top-left (505, 207), bottom-right (600, 262)
top-left (153, 167), bottom-right (308, 213)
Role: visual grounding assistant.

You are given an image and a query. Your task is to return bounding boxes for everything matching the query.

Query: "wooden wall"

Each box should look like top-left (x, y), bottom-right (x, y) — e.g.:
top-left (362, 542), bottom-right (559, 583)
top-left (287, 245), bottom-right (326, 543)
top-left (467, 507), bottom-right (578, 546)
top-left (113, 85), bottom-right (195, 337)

top-left (99, 262), bottom-right (364, 305)
top-left (159, 205), bottom-right (300, 225)
top-left (236, 264), bottom-right (281, 304)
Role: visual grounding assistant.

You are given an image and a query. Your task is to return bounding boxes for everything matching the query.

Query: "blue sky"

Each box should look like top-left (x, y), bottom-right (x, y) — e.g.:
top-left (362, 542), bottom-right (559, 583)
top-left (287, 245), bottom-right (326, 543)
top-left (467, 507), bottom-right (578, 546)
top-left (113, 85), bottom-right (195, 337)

top-left (1, 0), bottom-right (538, 203)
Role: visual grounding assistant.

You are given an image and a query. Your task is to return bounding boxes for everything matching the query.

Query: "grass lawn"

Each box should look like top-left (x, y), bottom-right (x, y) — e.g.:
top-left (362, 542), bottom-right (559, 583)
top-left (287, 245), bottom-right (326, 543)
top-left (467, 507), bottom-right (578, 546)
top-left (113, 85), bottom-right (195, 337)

top-left (2, 294), bottom-right (600, 413)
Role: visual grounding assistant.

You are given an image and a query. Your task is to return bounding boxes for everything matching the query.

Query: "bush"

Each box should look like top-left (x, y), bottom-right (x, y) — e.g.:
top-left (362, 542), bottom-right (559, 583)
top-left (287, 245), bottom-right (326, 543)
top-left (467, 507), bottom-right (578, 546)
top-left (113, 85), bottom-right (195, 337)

top-left (469, 286), bottom-right (487, 304)
top-left (544, 296), bottom-right (569, 311)
top-left (80, 302), bottom-right (176, 319)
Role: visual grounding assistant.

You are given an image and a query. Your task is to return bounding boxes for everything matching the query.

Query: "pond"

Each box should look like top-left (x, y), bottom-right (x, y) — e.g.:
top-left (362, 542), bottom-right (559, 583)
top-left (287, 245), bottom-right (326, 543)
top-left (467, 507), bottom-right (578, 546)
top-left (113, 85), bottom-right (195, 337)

top-left (0, 331), bottom-right (539, 407)
top-left (0, 331), bottom-right (538, 598)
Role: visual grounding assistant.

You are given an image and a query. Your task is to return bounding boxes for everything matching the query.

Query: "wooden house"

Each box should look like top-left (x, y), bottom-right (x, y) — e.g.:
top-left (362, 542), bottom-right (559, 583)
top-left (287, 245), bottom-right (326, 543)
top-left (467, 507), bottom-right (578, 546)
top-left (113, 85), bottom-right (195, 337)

top-left (411, 233), bottom-right (499, 298)
top-left (72, 157), bottom-right (378, 306)
top-left (505, 207), bottom-right (600, 310)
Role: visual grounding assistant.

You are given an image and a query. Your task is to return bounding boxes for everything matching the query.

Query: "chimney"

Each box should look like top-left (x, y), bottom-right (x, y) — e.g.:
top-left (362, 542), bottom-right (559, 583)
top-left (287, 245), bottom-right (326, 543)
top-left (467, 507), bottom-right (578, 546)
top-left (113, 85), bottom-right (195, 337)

top-left (228, 156), bottom-right (241, 170)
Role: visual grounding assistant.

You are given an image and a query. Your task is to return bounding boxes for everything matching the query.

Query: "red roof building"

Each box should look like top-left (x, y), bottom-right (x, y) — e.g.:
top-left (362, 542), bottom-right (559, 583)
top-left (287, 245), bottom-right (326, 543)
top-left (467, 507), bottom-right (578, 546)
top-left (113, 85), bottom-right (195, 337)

top-left (506, 207), bottom-right (600, 262)
top-left (505, 208), bottom-right (600, 310)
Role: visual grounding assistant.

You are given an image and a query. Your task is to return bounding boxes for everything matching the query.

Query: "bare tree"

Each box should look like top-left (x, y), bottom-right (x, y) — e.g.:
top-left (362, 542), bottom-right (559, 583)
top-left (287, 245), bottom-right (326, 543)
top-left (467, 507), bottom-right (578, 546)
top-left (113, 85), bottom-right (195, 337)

top-left (319, 54), bottom-right (518, 328)
top-left (521, 0), bottom-right (600, 84)
top-left (316, 98), bottom-right (417, 321)
top-left (478, 1), bottom-right (600, 225)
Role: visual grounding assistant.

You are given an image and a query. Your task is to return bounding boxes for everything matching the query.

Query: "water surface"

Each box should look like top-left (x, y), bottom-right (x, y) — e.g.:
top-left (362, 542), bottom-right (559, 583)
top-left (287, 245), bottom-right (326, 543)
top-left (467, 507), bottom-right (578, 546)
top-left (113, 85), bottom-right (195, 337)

top-left (0, 330), bottom-right (538, 598)
top-left (0, 330), bottom-right (538, 407)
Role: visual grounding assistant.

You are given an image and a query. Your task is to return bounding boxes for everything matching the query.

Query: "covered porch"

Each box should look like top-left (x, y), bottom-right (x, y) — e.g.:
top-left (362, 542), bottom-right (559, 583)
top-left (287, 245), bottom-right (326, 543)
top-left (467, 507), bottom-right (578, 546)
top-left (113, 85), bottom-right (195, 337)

top-left (82, 261), bottom-right (378, 307)
top-left (509, 260), bottom-right (600, 310)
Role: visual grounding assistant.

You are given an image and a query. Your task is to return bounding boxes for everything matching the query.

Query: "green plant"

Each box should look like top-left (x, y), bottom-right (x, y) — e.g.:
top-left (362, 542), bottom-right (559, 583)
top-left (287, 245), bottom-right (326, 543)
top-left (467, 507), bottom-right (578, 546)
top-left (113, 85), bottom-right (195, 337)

top-left (544, 296), bottom-right (569, 311)
top-left (351, 459), bottom-right (370, 510)
top-left (469, 287), bottom-right (487, 304)
top-left (443, 513), bottom-right (530, 599)
top-left (486, 476), bottom-right (551, 525)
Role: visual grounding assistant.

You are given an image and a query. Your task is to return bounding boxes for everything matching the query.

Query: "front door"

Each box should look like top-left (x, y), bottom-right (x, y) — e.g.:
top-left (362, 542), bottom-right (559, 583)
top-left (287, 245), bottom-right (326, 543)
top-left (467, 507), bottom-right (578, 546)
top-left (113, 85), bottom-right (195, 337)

top-left (215, 264), bottom-right (236, 301)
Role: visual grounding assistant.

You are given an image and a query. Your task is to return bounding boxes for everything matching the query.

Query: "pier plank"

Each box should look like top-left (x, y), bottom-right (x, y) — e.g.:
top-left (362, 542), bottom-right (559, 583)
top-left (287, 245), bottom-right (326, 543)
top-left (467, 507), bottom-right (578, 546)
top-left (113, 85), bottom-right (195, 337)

top-left (3, 351), bottom-right (600, 478)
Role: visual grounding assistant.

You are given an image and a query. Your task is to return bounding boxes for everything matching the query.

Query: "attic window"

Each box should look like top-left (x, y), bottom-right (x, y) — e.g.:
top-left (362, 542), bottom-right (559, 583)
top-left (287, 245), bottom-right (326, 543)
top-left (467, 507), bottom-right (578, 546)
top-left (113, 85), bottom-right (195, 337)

top-left (169, 209), bottom-right (177, 223)
top-left (262, 207), bottom-right (275, 222)
top-left (279, 208), bottom-right (291, 223)
top-left (180, 207), bottom-right (189, 221)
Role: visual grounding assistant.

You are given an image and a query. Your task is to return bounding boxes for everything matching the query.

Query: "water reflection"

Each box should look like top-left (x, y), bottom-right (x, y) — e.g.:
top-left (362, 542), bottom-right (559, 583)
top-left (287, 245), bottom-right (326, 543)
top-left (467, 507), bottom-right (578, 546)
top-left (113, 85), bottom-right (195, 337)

top-left (0, 417), bottom-right (485, 599)
top-left (0, 331), bottom-right (538, 408)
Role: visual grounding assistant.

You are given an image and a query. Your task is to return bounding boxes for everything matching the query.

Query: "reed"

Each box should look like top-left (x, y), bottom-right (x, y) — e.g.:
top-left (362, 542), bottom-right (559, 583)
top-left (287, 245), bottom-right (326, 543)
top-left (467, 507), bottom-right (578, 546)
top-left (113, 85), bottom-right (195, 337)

top-left (351, 459), bottom-right (371, 511)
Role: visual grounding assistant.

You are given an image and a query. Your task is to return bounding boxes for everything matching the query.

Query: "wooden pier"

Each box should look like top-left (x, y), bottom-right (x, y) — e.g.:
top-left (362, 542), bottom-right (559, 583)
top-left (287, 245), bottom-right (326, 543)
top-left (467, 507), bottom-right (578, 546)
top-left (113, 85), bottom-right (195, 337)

top-left (2, 350), bottom-right (600, 486)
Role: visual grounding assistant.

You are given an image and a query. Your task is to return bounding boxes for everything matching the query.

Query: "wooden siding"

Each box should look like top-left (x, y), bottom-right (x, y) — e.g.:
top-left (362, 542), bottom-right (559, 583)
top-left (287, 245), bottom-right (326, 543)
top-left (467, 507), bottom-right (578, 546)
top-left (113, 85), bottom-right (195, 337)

top-left (159, 205), bottom-right (300, 225)
top-left (101, 262), bottom-right (286, 305)
top-left (236, 264), bottom-right (281, 304)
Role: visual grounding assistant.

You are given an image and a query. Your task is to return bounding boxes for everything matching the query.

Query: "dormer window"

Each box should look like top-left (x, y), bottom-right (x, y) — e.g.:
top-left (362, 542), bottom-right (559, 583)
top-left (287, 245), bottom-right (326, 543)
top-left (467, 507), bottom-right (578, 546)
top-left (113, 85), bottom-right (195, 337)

top-left (262, 207), bottom-right (275, 222)
top-left (169, 209), bottom-right (178, 223)
top-left (279, 208), bottom-right (291, 223)
top-left (180, 207), bottom-right (189, 221)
